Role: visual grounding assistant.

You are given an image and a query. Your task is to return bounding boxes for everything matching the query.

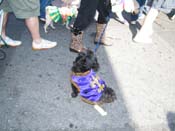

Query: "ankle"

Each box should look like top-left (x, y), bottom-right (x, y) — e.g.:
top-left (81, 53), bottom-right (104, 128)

top-left (71, 27), bottom-right (82, 36)
top-left (33, 38), bottom-right (42, 44)
top-left (1, 34), bottom-right (6, 39)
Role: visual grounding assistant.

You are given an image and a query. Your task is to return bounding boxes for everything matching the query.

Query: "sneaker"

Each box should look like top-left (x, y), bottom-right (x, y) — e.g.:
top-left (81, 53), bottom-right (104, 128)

top-left (0, 36), bottom-right (22, 47)
top-left (32, 38), bottom-right (57, 50)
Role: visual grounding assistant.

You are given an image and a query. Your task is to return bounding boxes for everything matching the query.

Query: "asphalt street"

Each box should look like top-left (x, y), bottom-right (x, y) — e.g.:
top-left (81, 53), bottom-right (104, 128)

top-left (0, 12), bottom-right (175, 131)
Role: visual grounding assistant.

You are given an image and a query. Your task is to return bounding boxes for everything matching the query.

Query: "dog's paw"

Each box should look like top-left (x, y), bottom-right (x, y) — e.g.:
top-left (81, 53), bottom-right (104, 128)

top-left (66, 24), bottom-right (70, 30)
top-left (44, 29), bottom-right (48, 33)
top-left (50, 22), bottom-right (55, 29)
top-left (44, 25), bottom-right (49, 33)
top-left (71, 92), bottom-right (78, 98)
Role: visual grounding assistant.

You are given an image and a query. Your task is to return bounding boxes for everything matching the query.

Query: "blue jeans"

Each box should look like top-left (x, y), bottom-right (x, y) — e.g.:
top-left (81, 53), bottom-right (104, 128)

top-left (136, 0), bottom-right (146, 6)
top-left (40, 0), bottom-right (53, 19)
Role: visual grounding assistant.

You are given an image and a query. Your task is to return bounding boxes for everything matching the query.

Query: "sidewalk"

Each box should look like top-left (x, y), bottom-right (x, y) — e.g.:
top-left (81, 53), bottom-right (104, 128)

top-left (0, 12), bottom-right (175, 131)
top-left (105, 11), bottom-right (175, 131)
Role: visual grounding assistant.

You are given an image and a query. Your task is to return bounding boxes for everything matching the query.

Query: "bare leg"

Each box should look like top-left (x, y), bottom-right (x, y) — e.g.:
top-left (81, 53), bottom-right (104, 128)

top-left (1, 12), bottom-right (8, 38)
top-left (134, 8), bottom-right (159, 43)
top-left (0, 12), bottom-right (22, 47)
top-left (25, 17), bottom-right (57, 50)
top-left (25, 17), bottom-right (41, 43)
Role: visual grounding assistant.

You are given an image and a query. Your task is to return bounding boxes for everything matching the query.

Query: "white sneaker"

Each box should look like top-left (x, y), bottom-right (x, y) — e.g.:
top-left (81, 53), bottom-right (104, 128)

top-left (0, 36), bottom-right (22, 47)
top-left (32, 38), bottom-right (57, 50)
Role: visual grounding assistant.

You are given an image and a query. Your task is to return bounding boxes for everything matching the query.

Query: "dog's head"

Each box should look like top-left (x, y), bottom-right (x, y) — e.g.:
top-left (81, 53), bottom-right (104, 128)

top-left (72, 50), bottom-right (99, 73)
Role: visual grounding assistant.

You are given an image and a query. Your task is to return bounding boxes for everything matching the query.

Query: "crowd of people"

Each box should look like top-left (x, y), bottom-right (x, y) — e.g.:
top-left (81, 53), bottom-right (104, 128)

top-left (133, 0), bottom-right (175, 43)
top-left (0, 0), bottom-right (175, 51)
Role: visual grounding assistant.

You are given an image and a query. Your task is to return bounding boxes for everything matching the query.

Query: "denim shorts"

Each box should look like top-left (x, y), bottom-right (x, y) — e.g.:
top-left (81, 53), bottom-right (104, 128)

top-left (0, 0), bottom-right (40, 19)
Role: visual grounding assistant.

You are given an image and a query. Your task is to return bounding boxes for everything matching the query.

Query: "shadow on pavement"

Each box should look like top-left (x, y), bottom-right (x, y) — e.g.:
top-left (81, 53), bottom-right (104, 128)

top-left (128, 21), bottom-right (141, 39)
top-left (112, 11), bottom-right (142, 39)
top-left (167, 112), bottom-right (175, 131)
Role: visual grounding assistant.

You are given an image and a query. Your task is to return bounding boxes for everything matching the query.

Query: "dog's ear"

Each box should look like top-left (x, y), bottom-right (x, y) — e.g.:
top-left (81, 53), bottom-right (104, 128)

top-left (88, 52), bottom-right (99, 71)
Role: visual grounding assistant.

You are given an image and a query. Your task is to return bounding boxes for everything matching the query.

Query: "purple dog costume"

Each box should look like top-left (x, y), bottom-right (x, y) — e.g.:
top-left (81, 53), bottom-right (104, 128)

top-left (71, 69), bottom-right (106, 103)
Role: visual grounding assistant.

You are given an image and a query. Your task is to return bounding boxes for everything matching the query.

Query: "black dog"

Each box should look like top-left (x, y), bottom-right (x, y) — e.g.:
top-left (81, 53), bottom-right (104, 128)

top-left (70, 50), bottom-right (116, 105)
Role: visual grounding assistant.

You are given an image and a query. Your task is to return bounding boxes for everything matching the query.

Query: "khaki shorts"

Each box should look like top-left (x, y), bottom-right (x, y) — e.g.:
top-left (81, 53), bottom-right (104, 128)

top-left (0, 0), bottom-right (40, 19)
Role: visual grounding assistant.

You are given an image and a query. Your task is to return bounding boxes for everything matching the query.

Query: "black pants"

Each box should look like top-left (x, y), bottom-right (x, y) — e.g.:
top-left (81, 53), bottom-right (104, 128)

top-left (73, 0), bottom-right (111, 31)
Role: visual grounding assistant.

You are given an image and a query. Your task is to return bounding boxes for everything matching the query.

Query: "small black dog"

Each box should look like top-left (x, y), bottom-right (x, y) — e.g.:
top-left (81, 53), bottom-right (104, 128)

top-left (70, 50), bottom-right (116, 105)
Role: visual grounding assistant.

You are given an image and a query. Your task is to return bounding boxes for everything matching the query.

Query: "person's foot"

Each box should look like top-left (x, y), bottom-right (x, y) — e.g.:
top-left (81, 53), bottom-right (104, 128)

top-left (32, 39), bottom-right (57, 50)
top-left (0, 36), bottom-right (22, 47)
top-left (69, 32), bottom-right (87, 53)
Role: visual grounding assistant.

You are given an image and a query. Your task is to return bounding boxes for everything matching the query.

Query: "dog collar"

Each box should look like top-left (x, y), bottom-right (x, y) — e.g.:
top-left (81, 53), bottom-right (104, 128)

top-left (71, 69), bottom-right (106, 102)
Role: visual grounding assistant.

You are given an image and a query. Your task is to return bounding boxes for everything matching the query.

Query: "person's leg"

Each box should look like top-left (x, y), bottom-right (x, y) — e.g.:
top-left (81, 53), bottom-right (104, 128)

top-left (8, 0), bottom-right (57, 50)
top-left (25, 16), bottom-right (57, 50)
top-left (25, 17), bottom-right (41, 42)
top-left (133, 7), bottom-right (159, 43)
top-left (1, 12), bottom-right (8, 38)
top-left (70, 0), bottom-right (98, 53)
top-left (95, 0), bottom-right (112, 46)
top-left (0, 0), bottom-right (10, 38)
top-left (73, 0), bottom-right (98, 31)
top-left (0, 0), bottom-right (22, 47)
top-left (97, 0), bottom-right (111, 23)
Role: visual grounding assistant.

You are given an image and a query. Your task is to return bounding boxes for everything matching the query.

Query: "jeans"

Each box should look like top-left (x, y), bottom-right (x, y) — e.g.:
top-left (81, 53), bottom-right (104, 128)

top-left (136, 0), bottom-right (146, 6)
top-left (40, 0), bottom-right (53, 19)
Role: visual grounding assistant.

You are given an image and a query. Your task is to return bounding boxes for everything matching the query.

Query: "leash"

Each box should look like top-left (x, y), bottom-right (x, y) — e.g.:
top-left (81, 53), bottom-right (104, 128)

top-left (93, 14), bottom-right (111, 53)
